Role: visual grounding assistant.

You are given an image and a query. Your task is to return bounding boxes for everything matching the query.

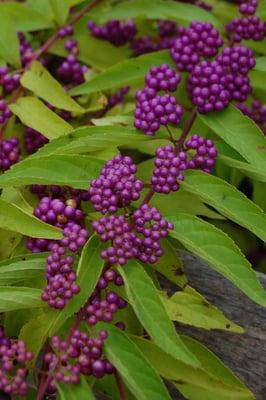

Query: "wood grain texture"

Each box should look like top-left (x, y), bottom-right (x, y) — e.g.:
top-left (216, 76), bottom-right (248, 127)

top-left (160, 251), bottom-right (266, 400)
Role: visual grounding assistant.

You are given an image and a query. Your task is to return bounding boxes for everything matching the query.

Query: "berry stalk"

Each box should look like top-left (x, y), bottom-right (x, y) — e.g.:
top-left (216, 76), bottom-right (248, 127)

top-left (175, 107), bottom-right (197, 153)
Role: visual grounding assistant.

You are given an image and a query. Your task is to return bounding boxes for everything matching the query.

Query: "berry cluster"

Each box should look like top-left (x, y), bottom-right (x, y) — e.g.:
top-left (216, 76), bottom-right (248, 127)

top-left (133, 204), bottom-right (173, 264)
top-left (0, 100), bottom-right (12, 126)
top-left (226, 15), bottom-right (266, 43)
top-left (239, 0), bottom-right (258, 15)
top-left (58, 25), bottom-right (73, 38)
top-left (145, 64), bottom-right (181, 92)
top-left (45, 329), bottom-right (112, 391)
top-left (0, 66), bottom-right (20, 94)
top-left (185, 134), bottom-right (218, 173)
top-left (85, 291), bottom-right (127, 326)
top-left (135, 90), bottom-right (183, 135)
top-left (226, 0), bottom-right (265, 43)
top-left (42, 222), bottom-right (88, 309)
top-left (33, 197), bottom-right (84, 228)
top-left (108, 87), bottom-right (129, 107)
top-left (30, 184), bottom-right (90, 203)
top-left (188, 45), bottom-right (255, 112)
top-left (170, 21), bottom-right (223, 72)
top-left (89, 155), bottom-right (143, 214)
top-left (88, 20), bottom-right (136, 46)
top-left (57, 39), bottom-right (88, 85)
top-left (151, 145), bottom-right (187, 193)
top-left (93, 215), bottom-right (140, 265)
top-left (238, 100), bottom-right (266, 134)
top-left (0, 137), bottom-right (20, 171)
top-left (0, 329), bottom-right (33, 397)
top-left (24, 127), bottom-right (49, 154)
top-left (18, 32), bottom-right (34, 66)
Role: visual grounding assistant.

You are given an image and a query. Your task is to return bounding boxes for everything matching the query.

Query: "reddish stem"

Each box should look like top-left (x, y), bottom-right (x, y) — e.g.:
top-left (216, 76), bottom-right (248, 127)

top-left (141, 189), bottom-right (155, 205)
top-left (175, 107), bottom-right (197, 154)
top-left (114, 368), bottom-right (128, 400)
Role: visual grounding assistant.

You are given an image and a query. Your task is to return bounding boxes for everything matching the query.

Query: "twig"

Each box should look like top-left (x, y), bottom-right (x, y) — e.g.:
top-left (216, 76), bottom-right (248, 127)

top-left (114, 368), bottom-right (128, 400)
top-left (175, 107), bottom-right (197, 153)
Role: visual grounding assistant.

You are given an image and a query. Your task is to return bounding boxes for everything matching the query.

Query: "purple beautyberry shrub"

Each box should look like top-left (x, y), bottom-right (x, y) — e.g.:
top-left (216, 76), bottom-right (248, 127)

top-left (57, 39), bottom-right (88, 85)
top-left (58, 25), bottom-right (73, 38)
top-left (226, 15), bottom-right (266, 43)
top-left (239, 0), bottom-right (258, 15)
top-left (89, 155), bottom-right (143, 214)
top-left (108, 87), bottom-right (129, 107)
top-left (0, 66), bottom-right (20, 94)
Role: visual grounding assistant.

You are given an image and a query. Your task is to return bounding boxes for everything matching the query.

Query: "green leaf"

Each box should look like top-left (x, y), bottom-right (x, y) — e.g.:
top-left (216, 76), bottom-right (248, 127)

top-left (50, 35), bottom-right (130, 71)
top-left (10, 97), bottom-right (72, 140)
top-left (49, 235), bottom-right (105, 335)
top-left (0, 228), bottom-right (22, 261)
top-left (0, 198), bottom-right (62, 239)
top-left (0, 10), bottom-right (20, 67)
top-left (181, 170), bottom-right (266, 242)
top-left (0, 155), bottom-right (103, 189)
top-left (199, 104), bottom-right (266, 168)
top-left (90, 0), bottom-right (220, 28)
top-left (21, 62), bottom-right (84, 113)
top-left (119, 261), bottom-right (199, 367)
top-left (70, 50), bottom-right (172, 96)
top-left (19, 309), bottom-right (56, 361)
top-left (151, 238), bottom-right (187, 288)
top-left (131, 336), bottom-right (255, 400)
top-left (49, 0), bottom-right (70, 25)
top-left (0, 287), bottom-right (44, 312)
top-left (0, 253), bottom-right (46, 285)
top-left (98, 323), bottom-right (171, 400)
top-left (219, 154), bottom-right (266, 183)
top-left (57, 377), bottom-right (96, 400)
top-left (161, 286), bottom-right (243, 332)
top-left (254, 57), bottom-right (266, 72)
top-left (0, 2), bottom-right (53, 31)
top-left (28, 126), bottom-right (150, 159)
top-left (168, 213), bottom-right (266, 306)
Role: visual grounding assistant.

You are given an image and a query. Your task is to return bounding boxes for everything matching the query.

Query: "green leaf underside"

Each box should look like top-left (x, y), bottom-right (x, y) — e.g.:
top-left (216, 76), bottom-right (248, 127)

top-left (70, 50), bottom-right (173, 96)
top-left (0, 199), bottom-right (61, 239)
top-left (0, 253), bottom-right (46, 285)
top-left (168, 214), bottom-right (266, 306)
top-left (57, 377), bottom-right (96, 400)
top-left (119, 261), bottom-right (199, 367)
top-left (0, 155), bottom-right (104, 189)
top-left (48, 235), bottom-right (105, 335)
top-left (21, 62), bottom-right (84, 113)
top-left (49, 0), bottom-right (70, 25)
top-left (0, 287), bottom-right (45, 312)
top-left (10, 97), bottom-right (72, 139)
top-left (199, 104), bottom-right (266, 168)
top-left (181, 170), bottom-right (266, 241)
top-left (161, 286), bottom-right (243, 332)
top-left (97, 323), bottom-right (171, 400)
top-left (28, 126), bottom-right (150, 159)
top-left (131, 336), bottom-right (254, 400)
